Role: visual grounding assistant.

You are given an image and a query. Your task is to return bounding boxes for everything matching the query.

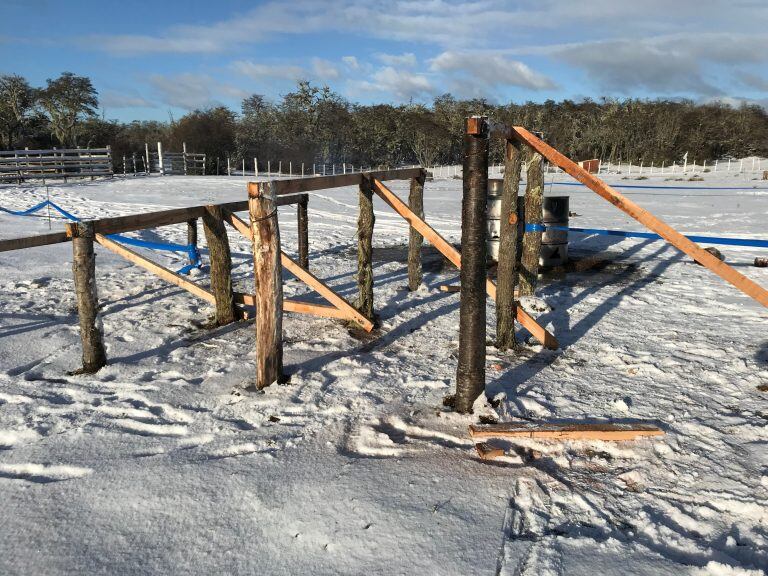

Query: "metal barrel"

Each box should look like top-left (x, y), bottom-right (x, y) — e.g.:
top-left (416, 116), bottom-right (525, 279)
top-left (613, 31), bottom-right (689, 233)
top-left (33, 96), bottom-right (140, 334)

top-left (486, 180), bottom-right (569, 267)
top-left (540, 196), bottom-right (569, 268)
top-left (486, 179), bottom-right (503, 261)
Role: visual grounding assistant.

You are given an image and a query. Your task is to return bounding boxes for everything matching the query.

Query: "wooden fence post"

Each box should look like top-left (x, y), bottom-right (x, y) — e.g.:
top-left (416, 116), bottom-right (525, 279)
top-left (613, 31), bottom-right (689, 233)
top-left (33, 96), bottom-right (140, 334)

top-left (518, 147), bottom-right (544, 296)
top-left (297, 193), bottom-right (309, 270)
top-left (70, 221), bottom-right (107, 373)
top-left (202, 206), bottom-right (236, 325)
top-left (408, 171), bottom-right (425, 291)
top-left (496, 138), bottom-right (523, 350)
top-left (248, 182), bottom-right (284, 389)
top-left (357, 174), bottom-right (375, 320)
top-left (455, 116), bottom-right (488, 414)
top-left (186, 218), bottom-right (198, 265)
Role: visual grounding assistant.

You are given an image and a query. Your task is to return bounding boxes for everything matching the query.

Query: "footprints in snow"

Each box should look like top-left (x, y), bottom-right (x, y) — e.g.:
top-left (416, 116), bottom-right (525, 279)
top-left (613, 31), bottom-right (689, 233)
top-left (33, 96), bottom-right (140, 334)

top-left (0, 463), bottom-right (92, 484)
top-left (345, 415), bottom-right (472, 458)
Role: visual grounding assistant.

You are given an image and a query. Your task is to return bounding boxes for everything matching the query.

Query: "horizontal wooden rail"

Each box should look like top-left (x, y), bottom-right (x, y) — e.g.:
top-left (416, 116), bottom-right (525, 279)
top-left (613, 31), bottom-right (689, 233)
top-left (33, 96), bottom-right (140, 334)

top-left (0, 195), bottom-right (307, 253)
top-left (371, 178), bottom-right (558, 349)
top-left (0, 232), bottom-right (70, 252)
top-left (271, 167), bottom-right (424, 196)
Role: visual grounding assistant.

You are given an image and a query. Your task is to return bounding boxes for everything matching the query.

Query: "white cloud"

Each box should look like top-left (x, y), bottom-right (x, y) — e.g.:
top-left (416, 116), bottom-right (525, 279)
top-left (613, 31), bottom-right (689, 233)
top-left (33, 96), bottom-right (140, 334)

top-left (550, 33), bottom-right (768, 96)
top-left (147, 73), bottom-right (246, 110)
top-left (70, 1), bottom-right (768, 101)
top-left (311, 58), bottom-right (340, 81)
top-left (342, 56), bottom-right (360, 70)
top-left (100, 90), bottom-right (153, 109)
top-left (739, 72), bottom-right (768, 92)
top-left (349, 66), bottom-right (434, 101)
top-left (430, 51), bottom-right (556, 95)
top-left (374, 52), bottom-right (417, 67)
top-left (231, 61), bottom-right (306, 82)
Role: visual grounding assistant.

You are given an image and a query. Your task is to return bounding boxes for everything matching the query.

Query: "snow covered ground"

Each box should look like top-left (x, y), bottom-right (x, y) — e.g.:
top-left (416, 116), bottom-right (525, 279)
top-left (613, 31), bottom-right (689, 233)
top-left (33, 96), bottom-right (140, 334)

top-left (0, 170), bottom-right (766, 575)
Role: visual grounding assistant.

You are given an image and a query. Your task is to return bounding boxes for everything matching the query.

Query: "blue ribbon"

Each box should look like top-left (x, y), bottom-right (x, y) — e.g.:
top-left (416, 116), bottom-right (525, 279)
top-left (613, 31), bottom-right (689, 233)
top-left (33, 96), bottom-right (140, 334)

top-left (535, 181), bottom-right (768, 191)
top-left (526, 223), bottom-right (768, 249)
top-left (2, 200), bottom-right (203, 272)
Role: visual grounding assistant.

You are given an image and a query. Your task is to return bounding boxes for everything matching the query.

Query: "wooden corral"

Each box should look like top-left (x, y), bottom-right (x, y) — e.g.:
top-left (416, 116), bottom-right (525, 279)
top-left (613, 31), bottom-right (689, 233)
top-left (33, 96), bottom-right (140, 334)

top-left (0, 147), bottom-right (113, 181)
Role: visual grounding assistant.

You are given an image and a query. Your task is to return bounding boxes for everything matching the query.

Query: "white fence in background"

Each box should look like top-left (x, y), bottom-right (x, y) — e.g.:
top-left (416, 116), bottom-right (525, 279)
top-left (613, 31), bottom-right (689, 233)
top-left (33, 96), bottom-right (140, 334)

top-left (424, 156), bottom-right (768, 180)
top-left (227, 159), bottom-right (421, 178)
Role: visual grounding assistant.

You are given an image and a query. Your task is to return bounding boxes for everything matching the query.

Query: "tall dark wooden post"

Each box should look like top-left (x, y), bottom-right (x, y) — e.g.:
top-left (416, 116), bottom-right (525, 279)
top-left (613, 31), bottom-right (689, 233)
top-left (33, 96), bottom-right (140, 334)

top-left (297, 193), bottom-right (309, 269)
top-left (70, 221), bottom-right (107, 373)
top-left (407, 171), bottom-right (425, 291)
top-left (519, 148), bottom-right (544, 296)
top-left (496, 139), bottom-right (523, 350)
top-left (202, 206), bottom-right (236, 325)
top-left (186, 218), bottom-right (198, 265)
top-left (455, 116), bottom-right (489, 414)
top-left (248, 182), bottom-right (284, 389)
top-left (357, 174), bottom-right (375, 320)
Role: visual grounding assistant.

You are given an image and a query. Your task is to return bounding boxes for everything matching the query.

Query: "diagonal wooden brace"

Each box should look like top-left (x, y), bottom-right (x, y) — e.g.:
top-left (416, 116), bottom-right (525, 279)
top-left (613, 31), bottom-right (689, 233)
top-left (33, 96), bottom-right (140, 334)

top-left (221, 209), bottom-right (373, 332)
top-left (371, 178), bottom-right (559, 349)
top-left (511, 126), bottom-right (768, 309)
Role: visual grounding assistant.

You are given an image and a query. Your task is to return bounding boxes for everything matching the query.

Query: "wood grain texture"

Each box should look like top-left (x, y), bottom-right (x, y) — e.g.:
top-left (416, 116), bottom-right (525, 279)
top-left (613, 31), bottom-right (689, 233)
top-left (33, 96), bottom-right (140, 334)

top-left (518, 147), bottom-right (543, 297)
top-left (496, 138), bottom-right (523, 350)
top-left (202, 205), bottom-right (236, 325)
top-left (297, 193), bottom-right (309, 270)
top-left (407, 174), bottom-right (425, 291)
top-left (71, 222), bottom-right (107, 373)
top-left (469, 422), bottom-right (664, 441)
top-left (455, 118), bottom-right (489, 414)
top-left (249, 182), bottom-right (284, 389)
top-left (357, 175), bottom-right (375, 320)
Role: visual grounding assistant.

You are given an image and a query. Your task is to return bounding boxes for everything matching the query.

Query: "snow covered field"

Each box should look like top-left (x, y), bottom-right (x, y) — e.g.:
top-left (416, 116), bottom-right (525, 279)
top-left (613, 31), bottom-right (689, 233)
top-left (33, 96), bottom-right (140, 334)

top-left (0, 171), bottom-right (766, 575)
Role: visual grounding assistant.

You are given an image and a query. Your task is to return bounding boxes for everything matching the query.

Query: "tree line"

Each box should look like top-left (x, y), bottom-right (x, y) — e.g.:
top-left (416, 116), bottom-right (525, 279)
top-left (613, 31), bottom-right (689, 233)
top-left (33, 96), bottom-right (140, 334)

top-left (2, 74), bottom-right (767, 174)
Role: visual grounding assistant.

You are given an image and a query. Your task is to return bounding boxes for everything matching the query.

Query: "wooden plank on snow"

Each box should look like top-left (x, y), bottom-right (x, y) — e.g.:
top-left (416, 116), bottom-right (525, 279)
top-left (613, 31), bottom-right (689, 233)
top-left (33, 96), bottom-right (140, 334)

top-left (469, 422), bottom-right (664, 441)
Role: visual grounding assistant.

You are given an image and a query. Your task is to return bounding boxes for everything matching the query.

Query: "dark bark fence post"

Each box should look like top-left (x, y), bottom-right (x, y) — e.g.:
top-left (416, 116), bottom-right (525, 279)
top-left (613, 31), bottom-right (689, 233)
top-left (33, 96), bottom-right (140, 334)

top-left (70, 221), bottom-right (107, 373)
top-left (186, 218), bottom-right (198, 265)
top-left (202, 206), bottom-right (236, 326)
top-left (248, 182), bottom-right (284, 389)
top-left (407, 171), bottom-right (426, 291)
top-left (357, 174), bottom-right (375, 320)
top-left (455, 116), bottom-right (489, 414)
top-left (519, 148), bottom-right (544, 296)
top-left (496, 138), bottom-right (523, 350)
top-left (297, 193), bottom-right (309, 270)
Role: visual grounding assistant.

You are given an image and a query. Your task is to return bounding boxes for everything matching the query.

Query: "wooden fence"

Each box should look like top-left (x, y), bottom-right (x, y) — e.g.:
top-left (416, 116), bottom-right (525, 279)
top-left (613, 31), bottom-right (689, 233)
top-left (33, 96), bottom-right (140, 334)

top-left (0, 147), bottom-right (113, 182)
top-left (0, 164), bottom-right (558, 397)
top-left (148, 142), bottom-right (206, 175)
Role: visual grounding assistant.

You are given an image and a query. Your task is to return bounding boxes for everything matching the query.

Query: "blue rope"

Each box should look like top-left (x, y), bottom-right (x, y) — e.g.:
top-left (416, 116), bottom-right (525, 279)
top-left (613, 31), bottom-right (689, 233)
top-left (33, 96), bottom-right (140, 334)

top-left (526, 223), bottom-right (768, 249)
top-left (2, 200), bottom-right (203, 272)
top-left (535, 181), bottom-right (768, 191)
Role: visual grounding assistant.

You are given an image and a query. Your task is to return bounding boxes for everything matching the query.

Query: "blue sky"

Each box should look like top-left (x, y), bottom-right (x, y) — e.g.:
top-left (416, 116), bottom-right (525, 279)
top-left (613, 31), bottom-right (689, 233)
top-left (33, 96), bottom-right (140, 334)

top-left (2, 0), bottom-right (767, 122)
